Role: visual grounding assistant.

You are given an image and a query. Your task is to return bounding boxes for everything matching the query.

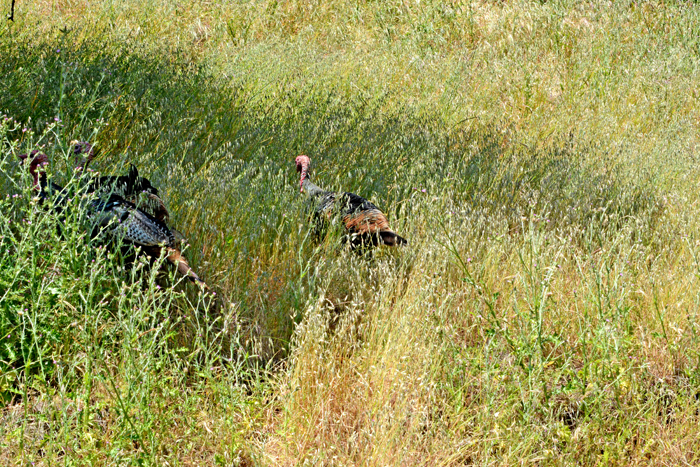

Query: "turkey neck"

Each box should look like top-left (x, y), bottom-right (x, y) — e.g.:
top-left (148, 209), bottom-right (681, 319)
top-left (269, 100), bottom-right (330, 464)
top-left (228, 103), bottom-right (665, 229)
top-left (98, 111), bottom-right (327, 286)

top-left (301, 174), bottom-right (327, 197)
top-left (31, 167), bottom-right (51, 196)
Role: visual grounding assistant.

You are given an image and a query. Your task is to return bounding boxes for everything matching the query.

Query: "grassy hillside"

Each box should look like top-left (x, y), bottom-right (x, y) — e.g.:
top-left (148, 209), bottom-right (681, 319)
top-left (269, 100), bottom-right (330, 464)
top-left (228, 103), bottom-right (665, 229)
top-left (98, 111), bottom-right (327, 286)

top-left (1, 0), bottom-right (700, 464)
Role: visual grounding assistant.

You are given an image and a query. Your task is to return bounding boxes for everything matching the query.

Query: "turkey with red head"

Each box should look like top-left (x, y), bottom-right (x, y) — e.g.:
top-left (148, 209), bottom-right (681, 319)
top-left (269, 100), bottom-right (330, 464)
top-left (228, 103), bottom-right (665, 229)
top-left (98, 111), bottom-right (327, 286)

top-left (18, 151), bottom-right (66, 204)
top-left (295, 155), bottom-right (407, 248)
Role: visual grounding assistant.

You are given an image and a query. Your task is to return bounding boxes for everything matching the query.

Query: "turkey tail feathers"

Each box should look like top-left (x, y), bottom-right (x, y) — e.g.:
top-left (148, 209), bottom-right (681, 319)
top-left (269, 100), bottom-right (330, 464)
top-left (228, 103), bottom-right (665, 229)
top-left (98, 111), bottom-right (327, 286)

top-left (166, 248), bottom-right (209, 290)
top-left (393, 234), bottom-right (408, 246)
top-left (379, 230), bottom-right (408, 247)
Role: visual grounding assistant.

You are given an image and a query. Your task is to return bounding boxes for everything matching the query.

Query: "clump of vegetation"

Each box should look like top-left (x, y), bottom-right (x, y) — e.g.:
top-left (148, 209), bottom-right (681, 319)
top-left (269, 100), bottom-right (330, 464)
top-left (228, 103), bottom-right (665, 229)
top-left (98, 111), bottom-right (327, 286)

top-left (2, 0), bottom-right (700, 464)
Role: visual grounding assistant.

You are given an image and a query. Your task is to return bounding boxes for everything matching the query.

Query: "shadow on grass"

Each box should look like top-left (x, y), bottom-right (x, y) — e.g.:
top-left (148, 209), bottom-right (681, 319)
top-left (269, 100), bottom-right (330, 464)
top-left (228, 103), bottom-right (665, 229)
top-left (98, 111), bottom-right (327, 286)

top-left (0, 35), bottom-right (665, 368)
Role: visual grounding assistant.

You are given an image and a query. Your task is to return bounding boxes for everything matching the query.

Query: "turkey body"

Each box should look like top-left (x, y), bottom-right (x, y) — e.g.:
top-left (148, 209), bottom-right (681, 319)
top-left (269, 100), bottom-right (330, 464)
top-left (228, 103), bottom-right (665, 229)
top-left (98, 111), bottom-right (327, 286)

top-left (89, 194), bottom-right (207, 288)
top-left (90, 194), bottom-right (175, 247)
top-left (91, 164), bottom-right (158, 199)
top-left (311, 190), bottom-right (406, 247)
top-left (88, 165), bottom-right (169, 222)
top-left (296, 155), bottom-right (407, 248)
top-left (71, 142), bottom-right (168, 222)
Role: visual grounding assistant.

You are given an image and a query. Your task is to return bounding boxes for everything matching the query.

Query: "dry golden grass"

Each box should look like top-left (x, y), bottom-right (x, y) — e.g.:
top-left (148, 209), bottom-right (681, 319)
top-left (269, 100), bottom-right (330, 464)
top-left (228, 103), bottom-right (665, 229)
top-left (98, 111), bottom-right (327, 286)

top-left (2, 0), bottom-right (700, 465)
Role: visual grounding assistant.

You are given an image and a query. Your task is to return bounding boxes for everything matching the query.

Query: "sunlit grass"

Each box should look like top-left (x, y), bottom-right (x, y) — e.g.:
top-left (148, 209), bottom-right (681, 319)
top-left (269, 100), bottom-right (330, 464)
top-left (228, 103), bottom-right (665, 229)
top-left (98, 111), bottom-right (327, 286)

top-left (2, 0), bottom-right (700, 464)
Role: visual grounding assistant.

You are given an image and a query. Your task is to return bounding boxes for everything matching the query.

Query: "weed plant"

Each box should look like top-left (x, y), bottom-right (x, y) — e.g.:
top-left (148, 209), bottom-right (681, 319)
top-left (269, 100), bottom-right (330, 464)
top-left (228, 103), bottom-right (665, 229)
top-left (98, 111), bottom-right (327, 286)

top-left (2, 0), bottom-right (700, 464)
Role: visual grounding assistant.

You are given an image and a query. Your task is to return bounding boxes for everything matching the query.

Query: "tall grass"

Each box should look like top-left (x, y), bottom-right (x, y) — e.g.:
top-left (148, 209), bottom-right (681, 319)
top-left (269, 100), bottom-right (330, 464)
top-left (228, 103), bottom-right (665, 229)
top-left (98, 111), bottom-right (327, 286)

top-left (2, 0), bottom-right (700, 464)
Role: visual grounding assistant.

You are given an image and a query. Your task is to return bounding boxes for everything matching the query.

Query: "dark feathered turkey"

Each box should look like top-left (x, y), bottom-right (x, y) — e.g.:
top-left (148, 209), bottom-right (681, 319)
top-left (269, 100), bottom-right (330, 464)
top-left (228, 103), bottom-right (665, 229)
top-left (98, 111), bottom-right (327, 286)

top-left (18, 150), bottom-right (206, 289)
top-left (295, 155), bottom-right (407, 248)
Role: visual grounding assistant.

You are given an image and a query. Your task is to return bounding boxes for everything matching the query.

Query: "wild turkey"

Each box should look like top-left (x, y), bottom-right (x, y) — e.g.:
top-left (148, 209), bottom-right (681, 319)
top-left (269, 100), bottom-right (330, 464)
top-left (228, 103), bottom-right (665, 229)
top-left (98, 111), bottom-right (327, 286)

top-left (18, 151), bottom-right (207, 289)
top-left (71, 141), bottom-right (169, 222)
top-left (295, 155), bottom-right (407, 248)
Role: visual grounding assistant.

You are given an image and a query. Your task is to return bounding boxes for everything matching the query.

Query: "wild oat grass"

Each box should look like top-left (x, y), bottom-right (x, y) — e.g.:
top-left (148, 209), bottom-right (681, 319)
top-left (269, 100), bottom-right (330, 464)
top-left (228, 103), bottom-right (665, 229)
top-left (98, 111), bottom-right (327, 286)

top-left (1, 0), bottom-right (700, 465)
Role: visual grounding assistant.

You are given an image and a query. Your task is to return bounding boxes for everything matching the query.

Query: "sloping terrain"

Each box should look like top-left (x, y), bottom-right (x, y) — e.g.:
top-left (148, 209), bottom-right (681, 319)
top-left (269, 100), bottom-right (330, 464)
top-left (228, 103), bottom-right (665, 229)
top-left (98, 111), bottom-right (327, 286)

top-left (1, 1), bottom-right (700, 464)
